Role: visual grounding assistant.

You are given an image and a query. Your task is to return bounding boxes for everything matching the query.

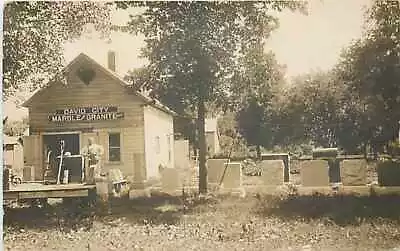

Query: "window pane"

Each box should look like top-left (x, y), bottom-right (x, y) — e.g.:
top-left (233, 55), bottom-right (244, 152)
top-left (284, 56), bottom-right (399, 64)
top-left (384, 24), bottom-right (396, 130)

top-left (109, 148), bottom-right (120, 162)
top-left (109, 133), bottom-right (120, 147)
top-left (109, 133), bottom-right (120, 162)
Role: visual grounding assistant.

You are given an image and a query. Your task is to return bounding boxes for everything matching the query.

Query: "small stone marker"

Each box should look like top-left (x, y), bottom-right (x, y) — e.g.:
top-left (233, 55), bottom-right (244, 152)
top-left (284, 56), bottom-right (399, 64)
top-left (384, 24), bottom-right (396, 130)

top-left (207, 159), bottom-right (228, 184)
top-left (260, 160), bottom-right (285, 186)
top-left (300, 160), bottom-right (329, 186)
top-left (160, 168), bottom-right (181, 193)
top-left (220, 162), bottom-right (242, 189)
top-left (23, 165), bottom-right (35, 181)
top-left (340, 159), bottom-right (367, 186)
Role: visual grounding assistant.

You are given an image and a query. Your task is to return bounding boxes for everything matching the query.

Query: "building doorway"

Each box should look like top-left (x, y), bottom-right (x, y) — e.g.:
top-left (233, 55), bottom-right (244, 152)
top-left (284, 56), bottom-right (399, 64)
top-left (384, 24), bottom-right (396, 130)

top-left (43, 133), bottom-right (80, 157)
top-left (43, 133), bottom-right (81, 183)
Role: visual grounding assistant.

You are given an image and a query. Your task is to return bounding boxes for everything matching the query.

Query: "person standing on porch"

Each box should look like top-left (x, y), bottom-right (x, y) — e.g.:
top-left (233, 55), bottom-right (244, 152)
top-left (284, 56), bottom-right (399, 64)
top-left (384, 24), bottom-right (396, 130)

top-left (81, 137), bottom-right (104, 184)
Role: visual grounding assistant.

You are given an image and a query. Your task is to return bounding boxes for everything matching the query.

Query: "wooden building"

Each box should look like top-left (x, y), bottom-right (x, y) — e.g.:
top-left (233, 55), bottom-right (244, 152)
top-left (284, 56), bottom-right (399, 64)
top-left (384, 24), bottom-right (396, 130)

top-left (3, 134), bottom-right (24, 176)
top-left (22, 52), bottom-right (177, 189)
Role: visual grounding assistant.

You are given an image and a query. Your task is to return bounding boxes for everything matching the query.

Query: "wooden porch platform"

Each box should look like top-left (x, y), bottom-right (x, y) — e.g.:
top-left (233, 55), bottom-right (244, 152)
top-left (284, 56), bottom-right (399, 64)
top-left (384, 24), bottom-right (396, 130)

top-left (4, 183), bottom-right (96, 200)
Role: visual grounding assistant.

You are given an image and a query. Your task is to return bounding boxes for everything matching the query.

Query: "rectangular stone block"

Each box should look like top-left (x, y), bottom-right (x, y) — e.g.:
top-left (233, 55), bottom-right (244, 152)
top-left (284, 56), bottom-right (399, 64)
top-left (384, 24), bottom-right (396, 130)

top-left (300, 160), bottom-right (329, 186)
top-left (261, 153), bottom-right (290, 182)
top-left (207, 159), bottom-right (228, 184)
top-left (260, 160), bottom-right (285, 186)
top-left (221, 162), bottom-right (242, 189)
top-left (340, 159), bottom-right (367, 186)
top-left (23, 165), bottom-right (35, 182)
top-left (174, 140), bottom-right (190, 170)
top-left (96, 181), bottom-right (111, 203)
top-left (160, 168), bottom-right (181, 193)
top-left (133, 153), bottom-right (146, 189)
top-left (377, 160), bottom-right (400, 186)
top-left (129, 189), bottom-right (151, 199)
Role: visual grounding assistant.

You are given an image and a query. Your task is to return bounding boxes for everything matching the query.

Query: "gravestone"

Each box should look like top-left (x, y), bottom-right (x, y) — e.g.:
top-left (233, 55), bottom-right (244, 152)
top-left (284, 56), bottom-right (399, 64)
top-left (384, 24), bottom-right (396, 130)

top-left (300, 160), bottom-right (329, 186)
top-left (220, 162), bottom-right (242, 189)
top-left (95, 176), bottom-right (112, 215)
top-left (207, 159), bottom-right (228, 184)
top-left (261, 153), bottom-right (290, 182)
top-left (23, 165), bottom-right (35, 182)
top-left (260, 160), bottom-right (285, 186)
top-left (133, 153), bottom-right (146, 189)
top-left (377, 160), bottom-right (400, 186)
top-left (174, 140), bottom-right (190, 170)
top-left (160, 168), bottom-right (181, 193)
top-left (340, 159), bottom-right (367, 186)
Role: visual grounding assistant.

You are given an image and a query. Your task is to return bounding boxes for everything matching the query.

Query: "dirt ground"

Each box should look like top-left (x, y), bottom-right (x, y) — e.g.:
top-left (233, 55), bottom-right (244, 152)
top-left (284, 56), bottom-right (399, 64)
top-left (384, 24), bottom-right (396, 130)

top-left (4, 191), bottom-right (400, 251)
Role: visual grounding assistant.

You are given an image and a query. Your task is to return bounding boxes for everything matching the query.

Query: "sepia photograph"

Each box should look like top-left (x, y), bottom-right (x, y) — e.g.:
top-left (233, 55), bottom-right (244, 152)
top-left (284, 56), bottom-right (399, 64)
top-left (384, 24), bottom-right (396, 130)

top-left (2, 0), bottom-right (400, 250)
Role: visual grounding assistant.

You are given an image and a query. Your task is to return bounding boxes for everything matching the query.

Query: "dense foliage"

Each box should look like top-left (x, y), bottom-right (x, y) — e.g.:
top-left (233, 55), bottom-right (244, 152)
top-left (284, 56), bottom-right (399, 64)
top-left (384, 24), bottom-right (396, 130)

top-left (119, 1), bottom-right (306, 192)
top-left (3, 1), bottom-right (111, 99)
top-left (227, 0), bottom-right (400, 156)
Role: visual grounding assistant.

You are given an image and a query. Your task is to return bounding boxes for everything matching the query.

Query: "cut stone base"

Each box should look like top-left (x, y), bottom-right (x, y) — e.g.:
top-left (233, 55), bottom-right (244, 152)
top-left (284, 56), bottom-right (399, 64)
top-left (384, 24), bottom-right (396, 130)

top-left (129, 189), bottom-right (151, 199)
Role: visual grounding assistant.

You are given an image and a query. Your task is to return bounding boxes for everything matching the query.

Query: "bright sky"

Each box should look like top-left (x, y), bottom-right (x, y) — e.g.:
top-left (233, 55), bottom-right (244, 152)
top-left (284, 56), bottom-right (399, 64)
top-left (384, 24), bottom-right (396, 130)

top-left (4, 0), bottom-right (371, 121)
top-left (266, 0), bottom-right (371, 78)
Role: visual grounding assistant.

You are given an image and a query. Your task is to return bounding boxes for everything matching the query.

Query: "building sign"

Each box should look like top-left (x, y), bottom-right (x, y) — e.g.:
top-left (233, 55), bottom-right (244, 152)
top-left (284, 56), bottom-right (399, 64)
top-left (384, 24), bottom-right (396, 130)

top-left (48, 106), bottom-right (124, 123)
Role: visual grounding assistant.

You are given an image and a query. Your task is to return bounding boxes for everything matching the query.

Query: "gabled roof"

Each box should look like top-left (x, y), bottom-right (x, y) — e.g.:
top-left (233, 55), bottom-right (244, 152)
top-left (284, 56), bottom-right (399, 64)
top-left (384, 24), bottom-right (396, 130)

top-left (22, 53), bottom-right (177, 116)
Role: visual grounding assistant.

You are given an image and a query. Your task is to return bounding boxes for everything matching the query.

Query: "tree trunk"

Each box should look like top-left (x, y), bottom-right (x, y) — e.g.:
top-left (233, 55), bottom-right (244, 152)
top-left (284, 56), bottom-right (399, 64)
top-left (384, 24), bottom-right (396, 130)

top-left (256, 145), bottom-right (261, 160)
top-left (198, 99), bottom-right (207, 194)
top-left (363, 143), bottom-right (368, 160)
top-left (192, 120), bottom-right (198, 159)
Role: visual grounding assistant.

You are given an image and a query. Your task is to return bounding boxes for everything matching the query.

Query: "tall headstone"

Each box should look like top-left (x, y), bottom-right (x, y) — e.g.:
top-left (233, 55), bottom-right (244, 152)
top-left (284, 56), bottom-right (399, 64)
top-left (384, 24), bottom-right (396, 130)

top-left (260, 160), bottom-right (285, 186)
top-left (160, 168), bottom-right (181, 193)
top-left (133, 153), bottom-right (145, 189)
top-left (261, 153), bottom-right (290, 182)
top-left (300, 160), bottom-right (329, 186)
top-left (174, 140), bottom-right (190, 170)
top-left (340, 159), bottom-right (367, 186)
top-left (220, 162), bottom-right (242, 189)
top-left (23, 165), bottom-right (35, 182)
top-left (207, 159), bottom-right (228, 184)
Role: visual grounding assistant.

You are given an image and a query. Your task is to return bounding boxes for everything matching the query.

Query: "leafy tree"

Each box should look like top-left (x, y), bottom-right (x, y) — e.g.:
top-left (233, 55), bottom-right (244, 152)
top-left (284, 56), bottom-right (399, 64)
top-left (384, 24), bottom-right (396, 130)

top-left (216, 112), bottom-right (250, 158)
top-left (117, 1), bottom-right (306, 193)
top-left (3, 1), bottom-right (112, 99)
top-left (270, 71), bottom-right (343, 151)
top-left (232, 47), bottom-right (286, 157)
top-left (296, 72), bottom-right (342, 148)
top-left (334, 0), bottom-right (400, 154)
top-left (269, 84), bottom-right (308, 148)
